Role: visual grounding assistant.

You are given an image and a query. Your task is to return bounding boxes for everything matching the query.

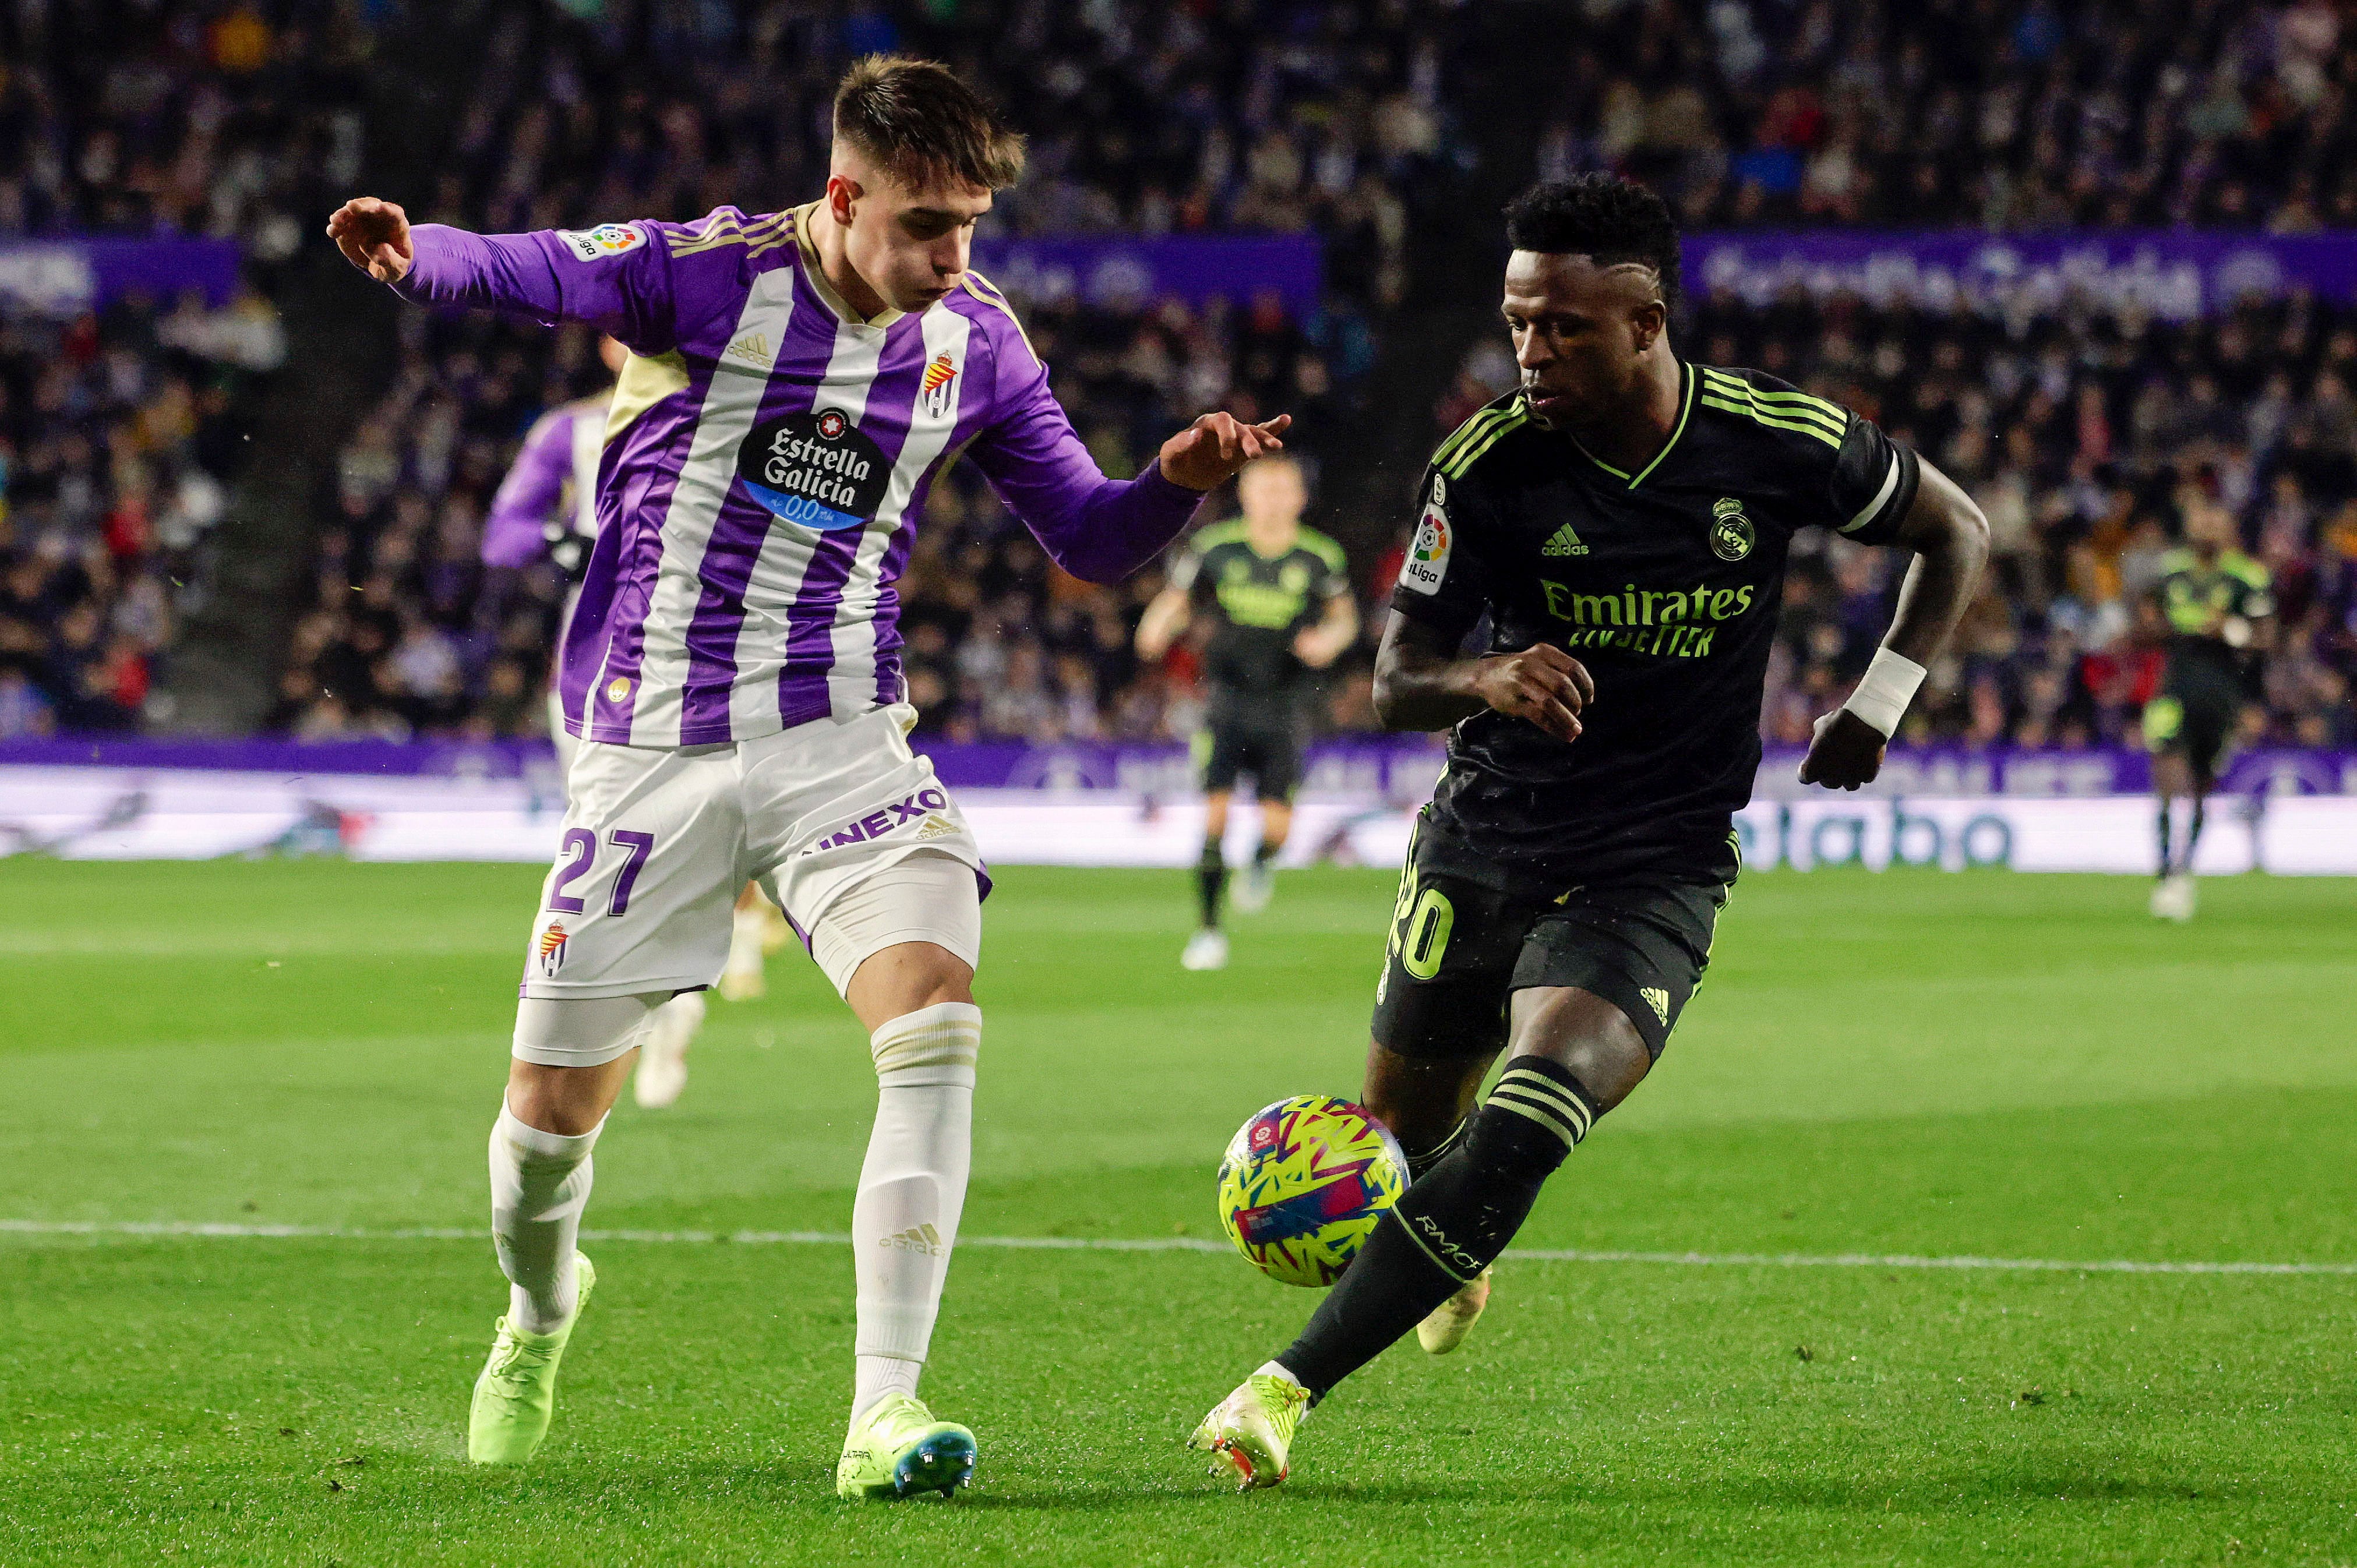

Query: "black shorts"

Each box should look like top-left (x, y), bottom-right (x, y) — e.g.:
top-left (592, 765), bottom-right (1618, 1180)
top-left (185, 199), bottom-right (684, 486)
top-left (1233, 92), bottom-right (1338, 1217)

top-left (1371, 818), bottom-right (1728, 1062)
top-left (2144, 684), bottom-right (2237, 780)
top-left (1197, 702), bottom-right (1305, 801)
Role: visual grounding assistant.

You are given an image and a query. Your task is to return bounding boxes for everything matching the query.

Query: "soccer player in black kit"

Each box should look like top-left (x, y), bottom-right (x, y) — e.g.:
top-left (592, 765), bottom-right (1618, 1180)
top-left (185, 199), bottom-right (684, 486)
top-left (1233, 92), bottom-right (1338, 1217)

top-left (1138, 454), bottom-right (1359, 970)
top-left (1191, 174), bottom-right (1991, 1488)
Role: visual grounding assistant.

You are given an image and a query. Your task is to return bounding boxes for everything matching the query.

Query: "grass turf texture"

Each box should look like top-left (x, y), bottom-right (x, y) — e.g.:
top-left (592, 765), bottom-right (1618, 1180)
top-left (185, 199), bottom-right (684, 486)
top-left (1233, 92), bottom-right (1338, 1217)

top-left (2, 860), bottom-right (2353, 1566)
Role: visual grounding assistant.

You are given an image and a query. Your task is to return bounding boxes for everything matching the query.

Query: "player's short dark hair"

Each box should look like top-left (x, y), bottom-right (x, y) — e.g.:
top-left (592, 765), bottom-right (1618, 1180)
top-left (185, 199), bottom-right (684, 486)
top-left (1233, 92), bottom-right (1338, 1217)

top-left (834, 55), bottom-right (1027, 193)
top-left (1503, 175), bottom-right (1681, 310)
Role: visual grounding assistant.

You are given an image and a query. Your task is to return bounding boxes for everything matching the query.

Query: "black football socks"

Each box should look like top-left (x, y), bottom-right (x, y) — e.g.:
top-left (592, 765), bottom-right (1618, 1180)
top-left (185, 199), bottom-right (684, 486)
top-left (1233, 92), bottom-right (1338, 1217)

top-left (1277, 1056), bottom-right (1600, 1396)
top-left (1195, 836), bottom-right (1227, 928)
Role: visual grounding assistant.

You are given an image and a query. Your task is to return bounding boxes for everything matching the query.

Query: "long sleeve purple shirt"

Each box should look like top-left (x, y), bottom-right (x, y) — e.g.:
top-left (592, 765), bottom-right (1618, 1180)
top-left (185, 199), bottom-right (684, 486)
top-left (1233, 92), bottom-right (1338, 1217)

top-left (481, 394), bottom-right (605, 570)
top-left (394, 206), bottom-right (1202, 746)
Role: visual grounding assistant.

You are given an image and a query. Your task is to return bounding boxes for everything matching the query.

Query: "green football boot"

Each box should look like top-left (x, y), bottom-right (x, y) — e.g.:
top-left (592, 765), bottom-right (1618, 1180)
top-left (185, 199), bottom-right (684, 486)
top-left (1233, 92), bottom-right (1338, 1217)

top-left (1417, 1266), bottom-right (1494, 1355)
top-left (835, 1392), bottom-right (978, 1500)
top-left (467, 1253), bottom-right (596, 1465)
top-left (1188, 1371), bottom-right (1311, 1491)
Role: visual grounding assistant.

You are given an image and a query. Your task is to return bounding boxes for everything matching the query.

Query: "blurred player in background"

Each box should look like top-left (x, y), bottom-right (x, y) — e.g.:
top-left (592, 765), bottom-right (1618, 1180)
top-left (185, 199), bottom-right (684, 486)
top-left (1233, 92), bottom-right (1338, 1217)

top-left (1191, 175), bottom-right (1989, 1488)
top-left (333, 54), bottom-right (1284, 1497)
top-left (2144, 497), bottom-right (2273, 921)
top-left (483, 336), bottom-right (791, 1113)
top-left (1136, 454), bottom-right (1356, 971)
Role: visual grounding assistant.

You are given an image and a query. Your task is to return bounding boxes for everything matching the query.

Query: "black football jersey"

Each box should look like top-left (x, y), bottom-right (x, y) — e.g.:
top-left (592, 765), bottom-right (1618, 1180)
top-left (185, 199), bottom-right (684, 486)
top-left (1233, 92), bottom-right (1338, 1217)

top-left (2155, 546), bottom-right (2273, 697)
top-left (1167, 520), bottom-right (1352, 700)
top-left (1390, 363), bottom-right (1920, 888)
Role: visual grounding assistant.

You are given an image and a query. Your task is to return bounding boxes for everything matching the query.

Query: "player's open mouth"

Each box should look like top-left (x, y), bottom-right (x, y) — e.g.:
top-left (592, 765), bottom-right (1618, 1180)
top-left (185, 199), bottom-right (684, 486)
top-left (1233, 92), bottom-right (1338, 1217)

top-left (1523, 387), bottom-right (1576, 417)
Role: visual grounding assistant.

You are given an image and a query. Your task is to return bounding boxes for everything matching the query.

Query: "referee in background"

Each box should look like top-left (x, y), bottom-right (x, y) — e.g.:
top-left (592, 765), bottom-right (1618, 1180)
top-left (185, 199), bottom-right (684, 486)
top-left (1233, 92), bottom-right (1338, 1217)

top-left (1138, 454), bottom-right (1359, 970)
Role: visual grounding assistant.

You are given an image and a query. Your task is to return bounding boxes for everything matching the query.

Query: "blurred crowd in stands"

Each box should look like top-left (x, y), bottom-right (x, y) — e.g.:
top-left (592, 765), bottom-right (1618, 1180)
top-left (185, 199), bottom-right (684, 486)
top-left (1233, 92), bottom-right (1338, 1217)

top-left (1540, 0), bottom-right (2357, 232)
top-left (1682, 287), bottom-right (2357, 750)
top-left (5, 0), bottom-right (2356, 754)
top-left (0, 292), bottom-right (278, 737)
top-left (0, 0), bottom-right (317, 734)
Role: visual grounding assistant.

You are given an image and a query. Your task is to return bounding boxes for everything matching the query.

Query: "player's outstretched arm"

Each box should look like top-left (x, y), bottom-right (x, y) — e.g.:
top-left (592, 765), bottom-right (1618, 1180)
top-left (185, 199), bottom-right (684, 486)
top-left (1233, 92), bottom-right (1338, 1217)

top-left (970, 391), bottom-right (1290, 584)
top-left (325, 197), bottom-right (673, 349)
top-left (1372, 612), bottom-right (1592, 744)
top-left (1801, 455), bottom-right (1990, 790)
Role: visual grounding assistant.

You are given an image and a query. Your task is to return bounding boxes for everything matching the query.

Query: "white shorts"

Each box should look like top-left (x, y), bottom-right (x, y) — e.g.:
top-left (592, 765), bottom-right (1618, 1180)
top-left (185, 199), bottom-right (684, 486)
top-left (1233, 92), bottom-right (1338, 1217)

top-left (518, 704), bottom-right (987, 1002)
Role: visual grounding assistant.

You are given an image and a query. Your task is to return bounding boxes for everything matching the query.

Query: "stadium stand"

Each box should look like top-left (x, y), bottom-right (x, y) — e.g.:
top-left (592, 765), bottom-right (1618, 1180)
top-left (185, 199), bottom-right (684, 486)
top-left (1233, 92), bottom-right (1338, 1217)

top-left (6, 1), bottom-right (2355, 749)
top-left (1515, 0), bottom-right (2357, 232)
top-left (0, 0), bottom-right (333, 734)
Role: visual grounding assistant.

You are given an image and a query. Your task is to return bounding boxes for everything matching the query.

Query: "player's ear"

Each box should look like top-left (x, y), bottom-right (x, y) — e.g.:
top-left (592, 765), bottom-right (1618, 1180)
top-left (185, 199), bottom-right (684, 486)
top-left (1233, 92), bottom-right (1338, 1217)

top-left (827, 172), bottom-right (863, 224)
top-left (1629, 298), bottom-right (1667, 354)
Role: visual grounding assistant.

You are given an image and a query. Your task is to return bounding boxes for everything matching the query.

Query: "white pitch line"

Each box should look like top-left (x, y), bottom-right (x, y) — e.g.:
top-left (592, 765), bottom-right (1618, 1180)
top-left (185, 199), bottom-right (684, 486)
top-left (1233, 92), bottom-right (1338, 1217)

top-left (3, 1219), bottom-right (2354, 1276)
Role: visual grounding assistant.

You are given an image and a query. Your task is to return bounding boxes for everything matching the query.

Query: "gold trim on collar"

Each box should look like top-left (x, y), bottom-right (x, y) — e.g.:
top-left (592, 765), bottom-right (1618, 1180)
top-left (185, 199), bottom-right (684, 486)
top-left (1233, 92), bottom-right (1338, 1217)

top-left (792, 200), bottom-right (903, 330)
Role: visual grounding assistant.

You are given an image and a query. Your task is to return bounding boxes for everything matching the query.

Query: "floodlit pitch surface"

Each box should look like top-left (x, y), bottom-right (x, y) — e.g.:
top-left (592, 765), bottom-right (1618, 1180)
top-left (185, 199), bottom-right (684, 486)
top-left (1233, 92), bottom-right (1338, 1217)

top-left (4, 860), bottom-right (2354, 1566)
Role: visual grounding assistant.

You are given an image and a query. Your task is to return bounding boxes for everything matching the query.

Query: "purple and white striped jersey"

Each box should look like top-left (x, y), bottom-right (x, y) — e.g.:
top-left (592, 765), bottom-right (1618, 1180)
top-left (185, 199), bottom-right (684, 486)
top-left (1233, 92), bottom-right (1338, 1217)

top-left (482, 393), bottom-right (606, 571)
top-left (395, 203), bottom-right (1202, 748)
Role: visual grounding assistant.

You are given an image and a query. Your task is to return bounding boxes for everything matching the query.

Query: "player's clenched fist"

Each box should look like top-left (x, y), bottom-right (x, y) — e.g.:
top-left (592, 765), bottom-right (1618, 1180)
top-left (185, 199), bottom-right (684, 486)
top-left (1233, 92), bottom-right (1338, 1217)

top-left (326, 197), bottom-right (415, 283)
top-left (1797, 707), bottom-right (1887, 790)
top-left (1159, 411), bottom-right (1292, 492)
top-left (1471, 642), bottom-right (1593, 743)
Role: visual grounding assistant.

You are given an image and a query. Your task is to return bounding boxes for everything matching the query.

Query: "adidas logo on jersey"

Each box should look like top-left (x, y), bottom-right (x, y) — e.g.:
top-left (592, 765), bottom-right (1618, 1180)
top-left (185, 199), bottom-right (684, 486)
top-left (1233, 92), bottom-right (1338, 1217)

top-left (915, 814), bottom-right (960, 842)
top-left (1640, 987), bottom-right (1671, 1025)
top-left (881, 1223), bottom-right (945, 1256)
top-left (1541, 522), bottom-right (1589, 557)
top-left (724, 331), bottom-right (771, 363)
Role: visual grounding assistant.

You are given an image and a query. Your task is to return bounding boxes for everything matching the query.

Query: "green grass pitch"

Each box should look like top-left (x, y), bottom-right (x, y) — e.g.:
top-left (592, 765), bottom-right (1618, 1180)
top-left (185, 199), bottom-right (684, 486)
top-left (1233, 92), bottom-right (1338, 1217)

top-left (4, 857), bottom-right (2355, 1565)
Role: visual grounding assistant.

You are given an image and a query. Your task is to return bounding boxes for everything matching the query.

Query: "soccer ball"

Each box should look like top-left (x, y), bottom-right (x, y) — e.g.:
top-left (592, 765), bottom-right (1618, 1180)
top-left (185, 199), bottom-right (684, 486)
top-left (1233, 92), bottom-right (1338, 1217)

top-left (1216, 1095), bottom-right (1408, 1287)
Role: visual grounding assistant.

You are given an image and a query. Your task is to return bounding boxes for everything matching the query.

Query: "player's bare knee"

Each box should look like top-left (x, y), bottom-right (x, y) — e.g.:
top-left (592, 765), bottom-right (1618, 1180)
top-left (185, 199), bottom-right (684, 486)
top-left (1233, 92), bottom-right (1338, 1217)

top-left (504, 1060), bottom-right (621, 1137)
top-left (1508, 987), bottom-right (1651, 1111)
top-left (845, 941), bottom-right (975, 1030)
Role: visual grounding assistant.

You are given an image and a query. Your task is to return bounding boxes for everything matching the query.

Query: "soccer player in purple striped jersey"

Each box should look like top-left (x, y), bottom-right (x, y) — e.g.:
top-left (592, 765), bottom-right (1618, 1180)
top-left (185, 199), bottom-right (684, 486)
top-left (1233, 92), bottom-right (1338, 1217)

top-left (331, 55), bottom-right (1289, 1495)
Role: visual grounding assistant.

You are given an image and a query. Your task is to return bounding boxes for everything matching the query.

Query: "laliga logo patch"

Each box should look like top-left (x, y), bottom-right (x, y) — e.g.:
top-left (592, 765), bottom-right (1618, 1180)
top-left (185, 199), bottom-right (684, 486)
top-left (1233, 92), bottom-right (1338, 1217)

top-left (736, 407), bottom-right (891, 531)
top-left (1709, 496), bottom-right (1755, 561)
top-left (919, 352), bottom-right (959, 419)
top-left (1398, 475), bottom-right (1451, 596)
top-left (556, 223), bottom-right (647, 262)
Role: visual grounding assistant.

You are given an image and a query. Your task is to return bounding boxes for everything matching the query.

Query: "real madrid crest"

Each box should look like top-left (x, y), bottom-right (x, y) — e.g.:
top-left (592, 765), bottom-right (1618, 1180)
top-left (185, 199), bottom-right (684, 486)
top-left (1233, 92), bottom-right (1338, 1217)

top-left (1709, 496), bottom-right (1754, 562)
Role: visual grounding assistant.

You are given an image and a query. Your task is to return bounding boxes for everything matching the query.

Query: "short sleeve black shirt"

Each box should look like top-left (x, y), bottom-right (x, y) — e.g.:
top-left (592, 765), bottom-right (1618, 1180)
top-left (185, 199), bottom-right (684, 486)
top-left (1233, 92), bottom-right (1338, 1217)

top-left (1390, 363), bottom-right (1920, 889)
top-left (1169, 520), bottom-right (1352, 703)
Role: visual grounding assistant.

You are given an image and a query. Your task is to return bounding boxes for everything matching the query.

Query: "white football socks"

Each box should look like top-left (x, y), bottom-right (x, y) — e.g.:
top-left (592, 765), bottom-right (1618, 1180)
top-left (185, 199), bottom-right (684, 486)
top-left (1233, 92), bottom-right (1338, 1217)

top-left (850, 1001), bottom-right (981, 1423)
top-left (488, 1103), bottom-right (602, 1334)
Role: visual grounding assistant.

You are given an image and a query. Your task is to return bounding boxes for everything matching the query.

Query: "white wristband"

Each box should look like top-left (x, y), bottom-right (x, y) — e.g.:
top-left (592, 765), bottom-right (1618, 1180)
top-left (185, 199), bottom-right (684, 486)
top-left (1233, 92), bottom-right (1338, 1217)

top-left (1841, 647), bottom-right (1927, 739)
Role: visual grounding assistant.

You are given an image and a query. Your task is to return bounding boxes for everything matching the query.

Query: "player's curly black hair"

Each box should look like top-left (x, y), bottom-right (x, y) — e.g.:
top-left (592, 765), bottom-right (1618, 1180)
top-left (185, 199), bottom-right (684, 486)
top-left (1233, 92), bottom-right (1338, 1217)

top-left (1502, 174), bottom-right (1681, 311)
